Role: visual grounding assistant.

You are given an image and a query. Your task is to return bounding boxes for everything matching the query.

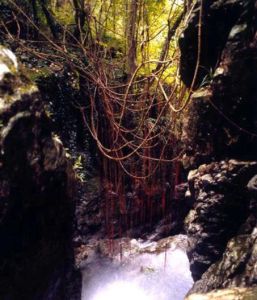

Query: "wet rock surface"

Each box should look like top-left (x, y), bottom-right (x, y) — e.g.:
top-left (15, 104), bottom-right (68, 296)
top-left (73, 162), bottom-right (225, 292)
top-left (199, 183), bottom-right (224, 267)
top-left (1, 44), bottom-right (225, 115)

top-left (185, 160), bottom-right (257, 282)
top-left (189, 229), bottom-right (257, 294)
top-left (0, 47), bottom-right (80, 300)
top-left (186, 168), bottom-right (257, 294)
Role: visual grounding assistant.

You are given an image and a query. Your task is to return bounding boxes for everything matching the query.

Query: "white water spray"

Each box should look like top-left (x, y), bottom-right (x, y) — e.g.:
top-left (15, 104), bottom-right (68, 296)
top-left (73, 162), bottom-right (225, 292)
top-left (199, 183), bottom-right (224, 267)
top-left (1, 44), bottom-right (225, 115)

top-left (81, 236), bottom-right (193, 300)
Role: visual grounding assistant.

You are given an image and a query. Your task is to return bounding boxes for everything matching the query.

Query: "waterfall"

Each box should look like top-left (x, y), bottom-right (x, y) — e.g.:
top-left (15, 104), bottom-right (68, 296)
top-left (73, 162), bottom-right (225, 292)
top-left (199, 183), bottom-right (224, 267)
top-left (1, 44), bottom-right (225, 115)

top-left (81, 235), bottom-right (193, 300)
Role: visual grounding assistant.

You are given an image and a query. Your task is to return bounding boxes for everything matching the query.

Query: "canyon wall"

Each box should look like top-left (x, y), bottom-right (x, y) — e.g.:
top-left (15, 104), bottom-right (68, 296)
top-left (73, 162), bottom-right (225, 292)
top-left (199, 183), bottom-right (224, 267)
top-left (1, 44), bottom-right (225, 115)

top-left (179, 0), bottom-right (257, 296)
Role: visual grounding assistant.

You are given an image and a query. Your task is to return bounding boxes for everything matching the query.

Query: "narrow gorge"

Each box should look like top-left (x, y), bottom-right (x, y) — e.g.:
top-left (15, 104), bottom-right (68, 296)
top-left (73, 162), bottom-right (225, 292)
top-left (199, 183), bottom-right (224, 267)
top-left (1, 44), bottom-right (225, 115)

top-left (0, 0), bottom-right (256, 299)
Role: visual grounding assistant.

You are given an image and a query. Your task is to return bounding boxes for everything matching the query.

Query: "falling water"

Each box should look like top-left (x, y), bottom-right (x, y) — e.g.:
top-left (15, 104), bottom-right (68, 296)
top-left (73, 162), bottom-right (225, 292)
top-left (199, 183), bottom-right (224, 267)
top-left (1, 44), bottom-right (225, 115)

top-left (81, 235), bottom-right (193, 300)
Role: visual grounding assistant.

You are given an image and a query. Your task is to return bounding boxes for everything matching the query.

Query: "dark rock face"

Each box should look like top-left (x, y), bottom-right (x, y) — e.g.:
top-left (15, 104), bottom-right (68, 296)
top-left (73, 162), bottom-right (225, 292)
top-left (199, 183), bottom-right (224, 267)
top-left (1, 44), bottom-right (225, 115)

top-left (180, 0), bottom-right (257, 169)
top-left (180, 0), bottom-right (257, 295)
top-left (179, 0), bottom-right (252, 88)
top-left (185, 160), bottom-right (257, 281)
top-left (188, 169), bottom-right (257, 294)
top-left (0, 47), bottom-right (80, 299)
top-left (190, 232), bottom-right (257, 294)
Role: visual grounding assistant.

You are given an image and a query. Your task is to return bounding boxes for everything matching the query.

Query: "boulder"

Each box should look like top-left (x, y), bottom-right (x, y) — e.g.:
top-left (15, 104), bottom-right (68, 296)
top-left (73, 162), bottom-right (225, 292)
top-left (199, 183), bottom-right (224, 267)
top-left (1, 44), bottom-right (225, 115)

top-left (185, 160), bottom-right (257, 281)
top-left (186, 169), bottom-right (257, 294)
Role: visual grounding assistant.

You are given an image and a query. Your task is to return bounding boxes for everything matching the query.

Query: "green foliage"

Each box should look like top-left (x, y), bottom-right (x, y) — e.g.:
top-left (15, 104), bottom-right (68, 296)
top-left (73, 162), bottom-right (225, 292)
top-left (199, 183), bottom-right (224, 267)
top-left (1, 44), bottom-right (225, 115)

top-left (73, 155), bottom-right (86, 182)
top-left (73, 155), bottom-right (83, 171)
top-left (54, 1), bottom-right (74, 25)
top-left (24, 66), bottom-right (52, 81)
top-left (199, 68), bottom-right (215, 88)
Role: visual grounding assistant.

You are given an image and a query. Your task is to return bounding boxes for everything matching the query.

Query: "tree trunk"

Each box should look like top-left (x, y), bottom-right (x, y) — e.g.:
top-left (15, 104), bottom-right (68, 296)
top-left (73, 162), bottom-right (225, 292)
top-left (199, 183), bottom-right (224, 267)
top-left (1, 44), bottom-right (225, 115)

top-left (155, 11), bottom-right (184, 73)
top-left (40, 0), bottom-right (59, 40)
top-left (127, 0), bottom-right (138, 79)
top-left (30, 0), bottom-right (40, 39)
top-left (73, 0), bottom-right (86, 42)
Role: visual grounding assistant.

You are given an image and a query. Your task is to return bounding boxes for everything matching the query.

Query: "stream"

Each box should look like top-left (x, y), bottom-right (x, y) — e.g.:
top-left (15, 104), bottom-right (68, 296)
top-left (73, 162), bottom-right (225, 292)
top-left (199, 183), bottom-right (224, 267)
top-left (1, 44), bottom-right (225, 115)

top-left (81, 235), bottom-right (193, 300)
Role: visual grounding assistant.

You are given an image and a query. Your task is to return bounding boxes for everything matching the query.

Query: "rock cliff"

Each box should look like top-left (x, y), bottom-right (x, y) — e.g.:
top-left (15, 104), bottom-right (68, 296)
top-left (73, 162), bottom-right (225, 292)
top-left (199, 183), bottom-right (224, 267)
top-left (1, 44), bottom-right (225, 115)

top-left (180, 0), bottom-right (257, 169)
top-left (0, 47), bottom-right (80, 299)
top-left (179, 0), bottom-right (257, 296)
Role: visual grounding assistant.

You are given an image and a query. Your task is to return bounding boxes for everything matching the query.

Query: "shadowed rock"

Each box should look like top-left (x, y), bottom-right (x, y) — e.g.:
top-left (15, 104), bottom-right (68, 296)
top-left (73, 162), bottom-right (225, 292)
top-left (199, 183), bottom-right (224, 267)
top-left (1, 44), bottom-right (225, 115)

top-left (185, 160), bottom-right (257, 281)
top-left (180, 0), bottom-right (257, 169)
top-left (0, 46), bottom-right (80, 300)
